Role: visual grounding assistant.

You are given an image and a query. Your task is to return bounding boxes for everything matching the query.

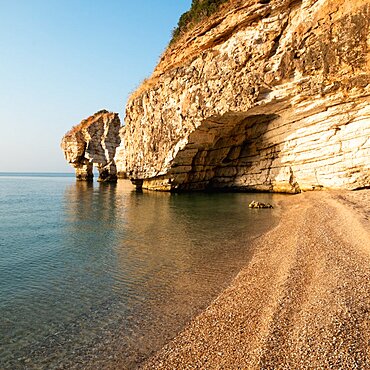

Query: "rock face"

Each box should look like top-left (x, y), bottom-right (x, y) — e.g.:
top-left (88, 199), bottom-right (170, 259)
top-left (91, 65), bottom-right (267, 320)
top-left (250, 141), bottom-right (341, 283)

top-left (61, 110), bottom-right (121, 182)
top-left (115, 127), bottom-right (127, 179)
top-left (121, 0), bottom-right (370, 192)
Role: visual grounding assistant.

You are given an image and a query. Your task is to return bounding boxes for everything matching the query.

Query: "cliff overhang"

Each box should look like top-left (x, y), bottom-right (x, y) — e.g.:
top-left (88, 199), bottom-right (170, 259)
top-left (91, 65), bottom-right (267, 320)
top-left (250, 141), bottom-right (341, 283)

top-left (121, 0), bottom-right (370, 192)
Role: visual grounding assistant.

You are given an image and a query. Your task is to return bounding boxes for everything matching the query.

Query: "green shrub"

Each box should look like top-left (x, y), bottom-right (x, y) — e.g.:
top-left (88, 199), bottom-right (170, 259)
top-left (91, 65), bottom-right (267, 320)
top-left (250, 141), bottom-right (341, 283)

top-left (171, 0), bottom-right (228, 43)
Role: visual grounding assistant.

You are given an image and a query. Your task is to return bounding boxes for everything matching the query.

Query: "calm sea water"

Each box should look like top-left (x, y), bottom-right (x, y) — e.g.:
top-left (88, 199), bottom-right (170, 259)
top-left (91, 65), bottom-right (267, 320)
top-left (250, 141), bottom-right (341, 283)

top-left (0, 173), bottom-right (282, 369)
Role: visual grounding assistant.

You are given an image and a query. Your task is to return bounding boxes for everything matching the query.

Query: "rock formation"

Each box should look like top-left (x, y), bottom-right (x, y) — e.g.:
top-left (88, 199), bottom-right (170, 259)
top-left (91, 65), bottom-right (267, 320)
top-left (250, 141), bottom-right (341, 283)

top-left (61, 110), bottom-right (121, 182)
top-left (115, 127), bottom-right (127, 179)
top-left (249, 200), bottom-right (273, 209)
top-left (120, 0), bottom-right (370, 192)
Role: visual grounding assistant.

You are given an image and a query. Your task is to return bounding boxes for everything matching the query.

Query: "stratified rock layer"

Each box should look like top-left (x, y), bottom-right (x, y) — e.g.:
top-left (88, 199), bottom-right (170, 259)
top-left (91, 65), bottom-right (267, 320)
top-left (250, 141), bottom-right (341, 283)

top-left (122, 0), bottom-right (370, 192)
top-left (61, 110), bottom-right (121, 182)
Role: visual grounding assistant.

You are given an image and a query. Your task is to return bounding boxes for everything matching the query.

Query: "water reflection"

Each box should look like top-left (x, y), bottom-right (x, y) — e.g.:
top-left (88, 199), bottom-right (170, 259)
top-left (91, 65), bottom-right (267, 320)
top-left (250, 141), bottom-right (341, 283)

top-left (0, 177), bottom-right (283, 370)
top-left (61, 180), bottom-right (282, 369)
top-left (73, 181), bottom-right (281, 368)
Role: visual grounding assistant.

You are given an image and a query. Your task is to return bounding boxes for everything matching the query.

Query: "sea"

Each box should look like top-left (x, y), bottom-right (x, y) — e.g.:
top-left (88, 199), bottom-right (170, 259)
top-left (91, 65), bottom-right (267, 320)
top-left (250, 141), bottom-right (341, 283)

top-left (0, 173), bottom-right (281, 369)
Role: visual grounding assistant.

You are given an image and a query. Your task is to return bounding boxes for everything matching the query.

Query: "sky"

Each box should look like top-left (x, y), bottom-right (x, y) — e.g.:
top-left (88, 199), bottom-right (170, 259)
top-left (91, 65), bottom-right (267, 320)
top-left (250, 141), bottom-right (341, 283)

top-left (0, 0), bottom-right (191, 172)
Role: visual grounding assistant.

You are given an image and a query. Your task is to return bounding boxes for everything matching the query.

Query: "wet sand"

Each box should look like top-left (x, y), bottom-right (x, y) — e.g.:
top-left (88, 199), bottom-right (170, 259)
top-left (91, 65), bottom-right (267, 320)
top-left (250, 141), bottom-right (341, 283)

top-left (141, 190), bottom-right (370, 369)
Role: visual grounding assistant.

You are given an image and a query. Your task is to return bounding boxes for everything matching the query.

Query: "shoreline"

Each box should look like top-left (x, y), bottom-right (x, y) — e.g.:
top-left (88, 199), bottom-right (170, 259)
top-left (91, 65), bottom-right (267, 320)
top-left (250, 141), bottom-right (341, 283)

top-left (141, 190), bottom-right (370, 369)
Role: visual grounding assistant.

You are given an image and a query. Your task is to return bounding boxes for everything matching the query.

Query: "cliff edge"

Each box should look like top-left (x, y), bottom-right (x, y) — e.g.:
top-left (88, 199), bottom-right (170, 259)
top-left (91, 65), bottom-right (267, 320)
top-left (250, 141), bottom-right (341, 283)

top-left (121, 0), bottom-right (370, 192)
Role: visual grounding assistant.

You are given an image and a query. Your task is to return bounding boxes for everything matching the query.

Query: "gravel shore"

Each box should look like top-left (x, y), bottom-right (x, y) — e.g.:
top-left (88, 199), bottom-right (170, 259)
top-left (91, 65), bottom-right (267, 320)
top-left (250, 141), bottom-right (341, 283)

top-left (141, 190), bottom-right (370, 369)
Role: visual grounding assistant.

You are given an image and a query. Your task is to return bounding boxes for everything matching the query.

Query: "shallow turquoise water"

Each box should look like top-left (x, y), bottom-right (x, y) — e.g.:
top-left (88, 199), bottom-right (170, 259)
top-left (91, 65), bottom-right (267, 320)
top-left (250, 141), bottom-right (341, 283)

top-left (0, 174), bottom-right (282, 369)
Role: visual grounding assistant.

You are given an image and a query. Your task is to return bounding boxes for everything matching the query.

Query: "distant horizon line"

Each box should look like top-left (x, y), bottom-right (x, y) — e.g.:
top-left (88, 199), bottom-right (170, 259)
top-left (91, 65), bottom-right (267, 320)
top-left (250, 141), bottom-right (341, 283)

top-left (0, 171), bottom-right (75, 174)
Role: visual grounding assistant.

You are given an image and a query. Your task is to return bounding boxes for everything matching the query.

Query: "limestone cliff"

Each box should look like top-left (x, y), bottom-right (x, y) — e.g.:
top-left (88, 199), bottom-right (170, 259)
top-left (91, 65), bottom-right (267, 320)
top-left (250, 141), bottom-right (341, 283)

top-left (120, 0), bottom-right (370, 192)
top-left (61, 110), bottom-right (121, 182)
top-left (115, 126), bottom-right (127, 179)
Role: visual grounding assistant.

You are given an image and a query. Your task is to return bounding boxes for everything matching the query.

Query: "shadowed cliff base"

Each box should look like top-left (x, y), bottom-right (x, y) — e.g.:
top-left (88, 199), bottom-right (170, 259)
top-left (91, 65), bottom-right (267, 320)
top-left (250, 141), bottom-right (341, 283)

top-left (141, 190), bottom-right (370, 369)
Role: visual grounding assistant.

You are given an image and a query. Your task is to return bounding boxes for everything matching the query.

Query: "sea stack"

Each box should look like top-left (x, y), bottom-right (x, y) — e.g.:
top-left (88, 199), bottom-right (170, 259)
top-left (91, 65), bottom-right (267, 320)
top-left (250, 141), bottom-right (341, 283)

top-left (61, 110), bottom-right (121, 182)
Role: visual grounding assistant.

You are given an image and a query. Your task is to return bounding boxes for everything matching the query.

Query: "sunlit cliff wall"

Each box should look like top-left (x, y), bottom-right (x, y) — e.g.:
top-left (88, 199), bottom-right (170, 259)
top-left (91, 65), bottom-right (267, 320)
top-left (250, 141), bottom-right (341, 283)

top-left (61, 110), bottom-right (121, 182)
top-left (119, 0), bottom-right (370, 192)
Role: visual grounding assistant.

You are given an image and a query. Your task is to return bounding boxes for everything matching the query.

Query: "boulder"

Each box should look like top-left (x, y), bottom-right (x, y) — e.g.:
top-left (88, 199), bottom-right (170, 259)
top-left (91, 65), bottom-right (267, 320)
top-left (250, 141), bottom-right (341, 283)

top-left (248, 201), bottom-right (273, 209)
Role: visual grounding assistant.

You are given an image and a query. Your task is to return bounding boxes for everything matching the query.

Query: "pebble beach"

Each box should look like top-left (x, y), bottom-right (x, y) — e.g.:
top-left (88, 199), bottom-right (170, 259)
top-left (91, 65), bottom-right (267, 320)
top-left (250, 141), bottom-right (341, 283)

top-left (142, 190), bottom-right (370, 369)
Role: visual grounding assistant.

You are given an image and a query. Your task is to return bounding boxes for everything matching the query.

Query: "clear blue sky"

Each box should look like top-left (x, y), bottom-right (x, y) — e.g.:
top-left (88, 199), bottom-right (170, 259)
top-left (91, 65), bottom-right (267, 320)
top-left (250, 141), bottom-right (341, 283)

top-left (0, 0), bottom-right (191, 172)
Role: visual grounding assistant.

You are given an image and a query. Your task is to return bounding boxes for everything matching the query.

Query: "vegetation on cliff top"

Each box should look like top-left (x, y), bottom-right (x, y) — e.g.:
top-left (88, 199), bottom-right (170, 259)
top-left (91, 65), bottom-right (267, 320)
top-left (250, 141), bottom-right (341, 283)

top-left (171, 0), bottom-right (228, 43)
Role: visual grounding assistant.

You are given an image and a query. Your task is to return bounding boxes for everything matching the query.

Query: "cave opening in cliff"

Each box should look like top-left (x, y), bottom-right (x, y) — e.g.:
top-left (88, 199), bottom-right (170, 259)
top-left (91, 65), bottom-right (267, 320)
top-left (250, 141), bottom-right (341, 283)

top-left (165, 113), bottom-right (281, 192)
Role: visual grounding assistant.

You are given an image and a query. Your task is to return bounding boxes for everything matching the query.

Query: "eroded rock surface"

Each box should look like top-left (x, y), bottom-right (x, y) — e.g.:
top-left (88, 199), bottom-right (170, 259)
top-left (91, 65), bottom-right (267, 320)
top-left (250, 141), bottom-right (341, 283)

top-left (122, 0), bottom-right (370, 192)
top-left (115, 127), bottom-right (127, 179)
top-left (61, 110), bottom-right (121, 182)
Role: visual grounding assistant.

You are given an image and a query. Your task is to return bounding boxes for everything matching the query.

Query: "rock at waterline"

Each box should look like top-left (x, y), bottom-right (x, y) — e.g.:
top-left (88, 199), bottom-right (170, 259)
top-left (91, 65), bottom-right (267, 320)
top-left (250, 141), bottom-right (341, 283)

top-left (249, 201), bottom-right (273, 209)
top-left (61, 110), bottom-right (122, 182)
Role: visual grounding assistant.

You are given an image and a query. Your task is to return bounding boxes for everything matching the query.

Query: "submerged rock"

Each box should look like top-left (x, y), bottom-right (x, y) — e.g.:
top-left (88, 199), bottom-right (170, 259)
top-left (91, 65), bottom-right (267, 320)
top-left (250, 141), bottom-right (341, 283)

top-left (61, 110), bottom-right (121, 182)
top-left (248, 201), bottom-right (273, 209)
